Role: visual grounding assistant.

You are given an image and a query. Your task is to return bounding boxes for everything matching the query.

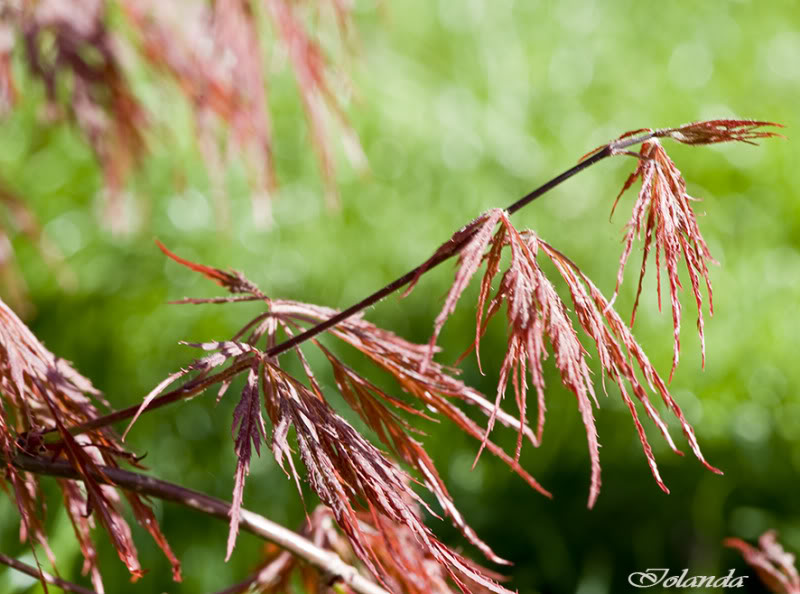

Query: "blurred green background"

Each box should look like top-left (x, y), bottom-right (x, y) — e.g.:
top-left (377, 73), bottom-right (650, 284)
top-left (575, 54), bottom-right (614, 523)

top-left (2, 0), bottom-right (799, 592)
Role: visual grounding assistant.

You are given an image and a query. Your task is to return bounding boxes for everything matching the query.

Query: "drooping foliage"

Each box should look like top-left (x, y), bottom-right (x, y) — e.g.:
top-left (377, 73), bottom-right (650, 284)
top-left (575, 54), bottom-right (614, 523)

top-left (596, 120), bottom-right (782, 379)
top-left (1, 0), bottom-right (364, 227)
top-left (0, 297), bottom-right (180, 593)
top-left (230, 505), bottom-right (507, 594)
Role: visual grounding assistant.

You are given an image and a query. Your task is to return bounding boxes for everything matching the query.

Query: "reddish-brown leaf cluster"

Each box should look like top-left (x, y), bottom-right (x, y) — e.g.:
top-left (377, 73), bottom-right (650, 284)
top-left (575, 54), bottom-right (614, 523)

top-left (1, 0), bottom-right (364, 228)
top-left (656, 119), bottom-right (784, 146)
top-left (264, 360), bottom-right (508, 592)
top-left (138, 247), bottom-right (559, 591)
top-left (610, 138), bottom-right (715, 381)
top-left (267, 301), bottom-right (542, 562)
top-left (238, 505), bottom-right (506, 594)
top-left (269, 300), bottom-right (547, 483)
top-left (10, 0), bottom-right (147, 228)
top-left (142, 221), bottom-right (725, 589)
top-left (604, 120), bottom-right (781, 379)
top-left (0, 297), bottom-right (181, 592)
top-left (417, 209), bottom-right (720, 507)
top-left (580, 119), bottom-right (782, 162)
top-left (726, 531), bottom-right (800, 594)
top-left (131, 333), bottom-right (513, 592)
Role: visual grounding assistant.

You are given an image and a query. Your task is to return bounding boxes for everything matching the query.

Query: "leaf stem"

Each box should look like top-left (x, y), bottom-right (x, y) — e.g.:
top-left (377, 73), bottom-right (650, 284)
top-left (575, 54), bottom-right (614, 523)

top-left (7, 454), bottom-right (389, 594)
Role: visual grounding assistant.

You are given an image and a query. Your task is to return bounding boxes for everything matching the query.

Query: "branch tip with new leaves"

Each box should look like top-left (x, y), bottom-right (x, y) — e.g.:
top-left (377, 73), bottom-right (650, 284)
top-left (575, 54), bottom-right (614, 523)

top-left (606, 119), bottom-right (781, 380)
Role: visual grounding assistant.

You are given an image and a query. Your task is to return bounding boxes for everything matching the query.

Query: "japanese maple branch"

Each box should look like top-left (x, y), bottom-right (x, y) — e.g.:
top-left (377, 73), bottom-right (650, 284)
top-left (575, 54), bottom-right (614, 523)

top-left (6, 454), bottom-right (390, 594)
top-left (61, 132), bottom-right (655, 437)
top-left (0, 552), bottom-right (97, 594)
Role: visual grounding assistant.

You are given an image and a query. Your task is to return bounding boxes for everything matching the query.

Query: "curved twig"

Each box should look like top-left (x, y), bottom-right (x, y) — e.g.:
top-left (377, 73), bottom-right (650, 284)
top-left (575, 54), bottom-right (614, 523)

top-left (7, 454), bottom-right (389, 594)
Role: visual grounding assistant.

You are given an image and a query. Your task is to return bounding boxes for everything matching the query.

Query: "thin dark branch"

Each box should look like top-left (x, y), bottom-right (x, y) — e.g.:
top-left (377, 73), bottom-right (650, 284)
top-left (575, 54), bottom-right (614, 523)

top-left (0, 552), bottom-right (97, 594)
top-left (264, 144), bottom-right (616, 360)
top-left (6, 454), bottom-right (389, 594)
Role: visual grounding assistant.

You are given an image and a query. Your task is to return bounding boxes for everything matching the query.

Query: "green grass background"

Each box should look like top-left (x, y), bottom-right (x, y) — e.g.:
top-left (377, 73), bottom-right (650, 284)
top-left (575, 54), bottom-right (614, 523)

top-left (2, 1), bottom-right (800, 592)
